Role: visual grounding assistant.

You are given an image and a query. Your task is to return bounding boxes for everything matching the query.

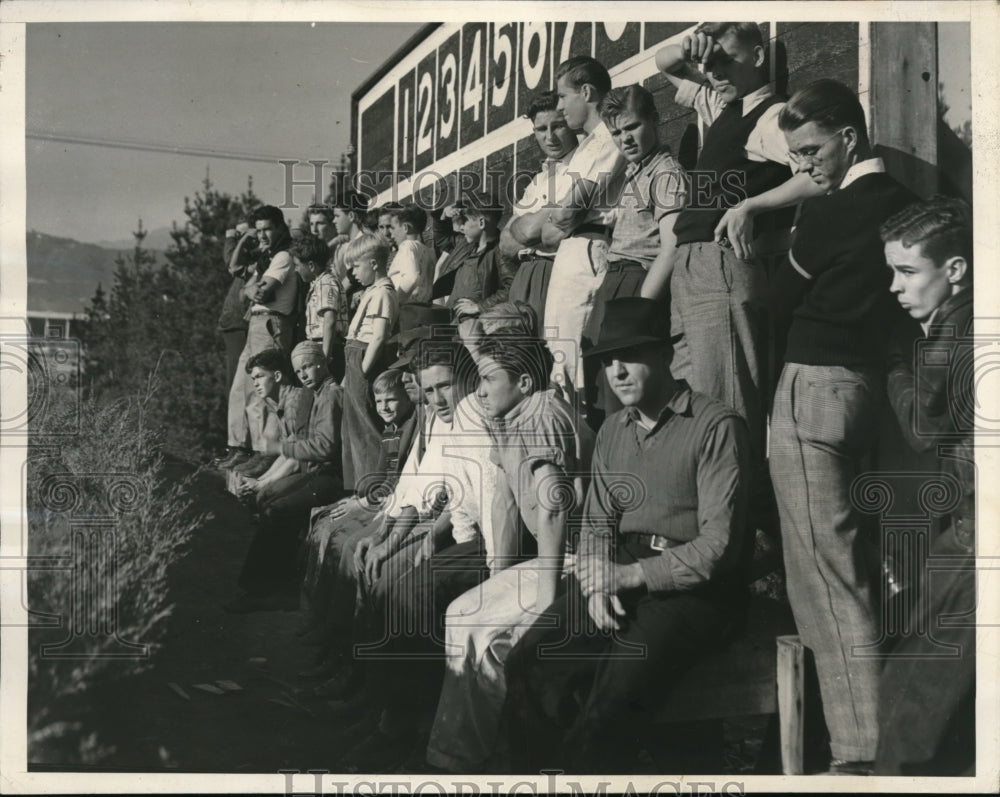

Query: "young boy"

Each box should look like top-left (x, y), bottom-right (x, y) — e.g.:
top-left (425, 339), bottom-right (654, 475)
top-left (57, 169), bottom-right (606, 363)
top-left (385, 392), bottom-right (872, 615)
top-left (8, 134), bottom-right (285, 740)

top-left (291, 234), bottom-right (348, 381)
top-left (435, 194), bottom-right (512, 325)
top-left (341, 233), bottom-right (399, 493)
top-left (876, 196), bottom-right (974, 775)
top-left (386, 203), bottom-right (436, 305)
top-left (300, 367), bottom-right (418, 637)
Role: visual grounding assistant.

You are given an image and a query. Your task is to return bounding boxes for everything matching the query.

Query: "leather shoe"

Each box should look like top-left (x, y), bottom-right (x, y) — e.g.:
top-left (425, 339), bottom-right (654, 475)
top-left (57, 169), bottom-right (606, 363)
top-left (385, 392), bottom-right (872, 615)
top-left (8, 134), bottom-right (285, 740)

top-left (232, 452), bottom-right (278, 477)
top-left (217, 448), bottom-right (253, 470)
top-left (826, 759), bottom-right (874, 775)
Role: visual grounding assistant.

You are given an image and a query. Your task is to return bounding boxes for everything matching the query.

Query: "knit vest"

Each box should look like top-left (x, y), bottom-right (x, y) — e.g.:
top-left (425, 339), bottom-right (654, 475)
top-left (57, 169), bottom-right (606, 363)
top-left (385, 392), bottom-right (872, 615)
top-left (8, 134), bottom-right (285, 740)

top-left (673, 94), bottom-right (793, 246)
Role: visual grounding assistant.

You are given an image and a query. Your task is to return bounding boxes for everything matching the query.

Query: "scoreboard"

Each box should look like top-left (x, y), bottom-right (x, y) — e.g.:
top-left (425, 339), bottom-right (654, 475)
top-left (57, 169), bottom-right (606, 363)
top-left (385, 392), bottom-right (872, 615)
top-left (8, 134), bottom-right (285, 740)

top-left (351, 20), bottom-right (883, 213)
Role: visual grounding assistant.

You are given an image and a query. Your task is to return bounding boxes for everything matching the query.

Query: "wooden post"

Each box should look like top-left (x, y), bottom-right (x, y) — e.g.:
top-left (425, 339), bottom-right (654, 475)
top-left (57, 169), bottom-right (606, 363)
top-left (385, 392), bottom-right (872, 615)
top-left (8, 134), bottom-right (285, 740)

top-left (869, 22), bottom-right (939, 196)
top-left (776, 634), bottom-right (805, 775)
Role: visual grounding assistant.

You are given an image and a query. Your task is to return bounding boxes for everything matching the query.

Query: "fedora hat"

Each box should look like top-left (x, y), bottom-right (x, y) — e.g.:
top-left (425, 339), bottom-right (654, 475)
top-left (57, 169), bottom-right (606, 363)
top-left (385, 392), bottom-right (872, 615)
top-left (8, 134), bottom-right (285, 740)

top-left (387, 302), bottom-right (452, 344)
top-left (583, 297), bottom-right (670, 359)
top-left (390, 321), bottom-right (459, 369)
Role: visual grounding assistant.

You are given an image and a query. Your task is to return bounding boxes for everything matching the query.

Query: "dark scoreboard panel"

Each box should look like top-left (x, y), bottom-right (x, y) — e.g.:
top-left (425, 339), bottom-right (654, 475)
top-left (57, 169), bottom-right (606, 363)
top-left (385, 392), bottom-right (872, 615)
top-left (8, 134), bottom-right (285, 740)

top-left (354, 21), bottom-right (863, 212)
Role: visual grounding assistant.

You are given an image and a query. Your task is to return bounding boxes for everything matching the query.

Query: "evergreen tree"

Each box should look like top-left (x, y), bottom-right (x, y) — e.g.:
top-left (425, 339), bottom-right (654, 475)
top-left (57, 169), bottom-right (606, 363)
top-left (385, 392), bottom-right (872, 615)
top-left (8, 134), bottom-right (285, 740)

top-left (79, 174), bottom-right (261, 459)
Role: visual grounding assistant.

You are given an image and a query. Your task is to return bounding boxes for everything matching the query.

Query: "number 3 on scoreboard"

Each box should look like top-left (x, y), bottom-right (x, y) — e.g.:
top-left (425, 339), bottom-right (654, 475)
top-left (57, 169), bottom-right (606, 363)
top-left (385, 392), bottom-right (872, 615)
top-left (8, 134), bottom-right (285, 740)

top-left (463, 27), bottom-right (483, 122)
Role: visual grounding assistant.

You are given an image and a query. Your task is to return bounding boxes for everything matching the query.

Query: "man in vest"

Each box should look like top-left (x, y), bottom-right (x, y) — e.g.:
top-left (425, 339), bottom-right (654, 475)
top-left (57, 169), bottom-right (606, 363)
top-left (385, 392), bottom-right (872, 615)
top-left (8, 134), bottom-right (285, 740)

top-left (652, 23), bottom-right (824, 499)
top-left (504, 297), bottom-right (752, 774)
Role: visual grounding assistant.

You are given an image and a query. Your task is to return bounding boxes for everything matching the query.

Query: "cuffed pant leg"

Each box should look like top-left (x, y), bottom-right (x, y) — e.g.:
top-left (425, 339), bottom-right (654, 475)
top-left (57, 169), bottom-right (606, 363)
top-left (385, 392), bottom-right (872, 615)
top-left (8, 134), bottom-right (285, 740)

top-left (770, 363), bottom-right (882, 761)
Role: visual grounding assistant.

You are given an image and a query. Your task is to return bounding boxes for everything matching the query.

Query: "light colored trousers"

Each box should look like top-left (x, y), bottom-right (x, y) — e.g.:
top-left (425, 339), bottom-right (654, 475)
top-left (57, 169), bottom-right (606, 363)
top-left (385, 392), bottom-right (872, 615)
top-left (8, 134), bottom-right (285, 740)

top-left (426, 560), bottom-right (543, 772)
top-left (770, 362), bottom-right (882, 761)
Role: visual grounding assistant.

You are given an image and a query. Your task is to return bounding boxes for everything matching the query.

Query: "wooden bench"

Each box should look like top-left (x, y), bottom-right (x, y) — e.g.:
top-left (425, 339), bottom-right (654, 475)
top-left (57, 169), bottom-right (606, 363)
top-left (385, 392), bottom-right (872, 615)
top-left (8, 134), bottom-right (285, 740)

top-left (655, 597), bottom-right (805, 774)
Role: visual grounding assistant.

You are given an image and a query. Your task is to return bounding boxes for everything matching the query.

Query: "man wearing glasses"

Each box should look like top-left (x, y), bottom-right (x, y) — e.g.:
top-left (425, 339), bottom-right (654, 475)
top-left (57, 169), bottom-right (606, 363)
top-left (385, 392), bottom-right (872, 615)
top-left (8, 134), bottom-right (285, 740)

top-left (769, 79), bottom-right (918, 775)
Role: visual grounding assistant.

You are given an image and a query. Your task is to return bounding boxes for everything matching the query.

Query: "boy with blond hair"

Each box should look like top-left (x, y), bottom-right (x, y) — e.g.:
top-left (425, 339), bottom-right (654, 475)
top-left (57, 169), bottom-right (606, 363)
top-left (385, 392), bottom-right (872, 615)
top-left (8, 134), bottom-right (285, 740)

top-left (341, 234), bottom-right (399, 492)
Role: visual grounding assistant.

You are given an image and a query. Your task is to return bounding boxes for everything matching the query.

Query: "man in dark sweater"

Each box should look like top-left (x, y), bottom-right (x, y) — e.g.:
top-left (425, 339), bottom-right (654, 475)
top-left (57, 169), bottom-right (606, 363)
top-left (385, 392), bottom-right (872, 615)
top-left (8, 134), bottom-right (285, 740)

top-left (769, 79), bottom-right (918, 775)
top-left (504, 297), bottom-right (751, 774)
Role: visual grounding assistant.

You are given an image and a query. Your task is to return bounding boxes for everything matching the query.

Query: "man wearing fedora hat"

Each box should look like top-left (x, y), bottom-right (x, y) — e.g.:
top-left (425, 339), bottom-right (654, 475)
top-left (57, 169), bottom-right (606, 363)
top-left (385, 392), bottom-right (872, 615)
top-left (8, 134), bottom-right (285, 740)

top-left (504, 296), bottom-right (752, 773)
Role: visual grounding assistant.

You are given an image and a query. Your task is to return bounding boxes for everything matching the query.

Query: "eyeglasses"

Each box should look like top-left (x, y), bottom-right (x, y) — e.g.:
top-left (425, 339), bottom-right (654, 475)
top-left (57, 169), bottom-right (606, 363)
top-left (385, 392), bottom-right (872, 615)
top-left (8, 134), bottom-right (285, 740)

top-left (787, 127), bottom-right (849, 167)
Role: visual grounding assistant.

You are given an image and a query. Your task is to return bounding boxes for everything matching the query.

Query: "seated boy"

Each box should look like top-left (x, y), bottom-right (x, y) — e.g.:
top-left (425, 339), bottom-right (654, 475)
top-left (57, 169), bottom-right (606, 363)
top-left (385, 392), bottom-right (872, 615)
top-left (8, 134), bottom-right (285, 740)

top-left (234, 348), bottom-right (307, 479)
top-left (300, 368), bottom-right (417, 634)
top-left (876, 196), bottom-right (975, 776)
top-left (386, 203), bottom-right (436, 305)
top-left (223, 341), bottom-right (344, 613)
top-left (427, 330), bottom-right (593, 773)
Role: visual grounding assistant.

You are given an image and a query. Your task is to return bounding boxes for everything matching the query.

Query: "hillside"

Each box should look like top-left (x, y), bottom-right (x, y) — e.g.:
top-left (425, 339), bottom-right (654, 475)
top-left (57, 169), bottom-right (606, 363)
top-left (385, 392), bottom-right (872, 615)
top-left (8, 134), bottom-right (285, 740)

top-left (26, 230), bottom-right (162, 316)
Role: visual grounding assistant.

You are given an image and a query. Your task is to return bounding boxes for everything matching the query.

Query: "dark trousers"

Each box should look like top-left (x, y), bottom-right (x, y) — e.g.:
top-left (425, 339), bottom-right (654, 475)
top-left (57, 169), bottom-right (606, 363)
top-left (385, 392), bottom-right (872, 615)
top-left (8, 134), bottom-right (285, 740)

top-left (359, 538), bottom-right (490, 729)
top-left (341, 341), bottom-right (386, 493)
top-left (221, 328), bottom-right (248, 393)
top-left (875, 527), bottom-right (976, 775)
top-left (238, 469), bottom-right (343, 596)
top-left (504, 542), bottom-right (744, 774)
top-left (508, 257), bottom-right (554, 327)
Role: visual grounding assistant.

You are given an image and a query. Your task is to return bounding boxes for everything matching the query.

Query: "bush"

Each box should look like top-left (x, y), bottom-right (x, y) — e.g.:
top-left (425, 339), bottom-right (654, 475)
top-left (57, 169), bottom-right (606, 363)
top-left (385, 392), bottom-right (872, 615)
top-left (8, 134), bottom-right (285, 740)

top-left (27, 384), bottom-right (208, 764)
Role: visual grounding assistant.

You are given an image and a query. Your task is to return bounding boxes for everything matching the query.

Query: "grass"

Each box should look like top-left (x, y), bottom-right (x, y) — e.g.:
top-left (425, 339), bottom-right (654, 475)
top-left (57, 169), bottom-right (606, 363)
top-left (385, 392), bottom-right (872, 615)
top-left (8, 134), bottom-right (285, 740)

top-left (26, 384), bottom-right (209, 765)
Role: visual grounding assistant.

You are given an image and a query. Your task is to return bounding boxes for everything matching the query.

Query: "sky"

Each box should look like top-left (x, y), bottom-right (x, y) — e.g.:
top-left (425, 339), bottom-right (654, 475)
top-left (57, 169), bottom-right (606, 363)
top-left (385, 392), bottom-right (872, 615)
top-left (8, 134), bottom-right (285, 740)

top-left (25, 19), bottom-right (972, 246)
top-left (26, 22), bottom-right (423, 244)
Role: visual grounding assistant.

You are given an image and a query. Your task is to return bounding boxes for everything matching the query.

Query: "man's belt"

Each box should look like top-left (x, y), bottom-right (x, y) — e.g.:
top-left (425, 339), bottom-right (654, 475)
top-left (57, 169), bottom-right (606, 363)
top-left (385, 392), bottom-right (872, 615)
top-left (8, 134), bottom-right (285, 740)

top-left (250, 309), bottom-right (285, 317)
top-left (571, 222), bottom-right (610, 238)
top-left (622, 532), bottom-right (671, 552)
top-left (606, 259), bottom-right (645, 273)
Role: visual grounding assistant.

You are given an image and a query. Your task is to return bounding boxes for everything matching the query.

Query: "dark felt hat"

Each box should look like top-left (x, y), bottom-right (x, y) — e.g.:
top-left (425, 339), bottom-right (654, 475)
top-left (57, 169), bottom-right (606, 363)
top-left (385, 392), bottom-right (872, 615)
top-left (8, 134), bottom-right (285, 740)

top-left (390, 316), bottom-right (459, 369)
top-left (387, 302), bottom-right (452, 348)
top-left (583, 297), bottom-right (670, 358)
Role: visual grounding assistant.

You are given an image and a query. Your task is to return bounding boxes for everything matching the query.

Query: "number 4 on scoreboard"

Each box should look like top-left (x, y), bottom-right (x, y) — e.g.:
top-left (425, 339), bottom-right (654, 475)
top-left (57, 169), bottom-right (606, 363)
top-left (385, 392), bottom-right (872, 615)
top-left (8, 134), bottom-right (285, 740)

top-left (464, 27), bottom-right (483, 122)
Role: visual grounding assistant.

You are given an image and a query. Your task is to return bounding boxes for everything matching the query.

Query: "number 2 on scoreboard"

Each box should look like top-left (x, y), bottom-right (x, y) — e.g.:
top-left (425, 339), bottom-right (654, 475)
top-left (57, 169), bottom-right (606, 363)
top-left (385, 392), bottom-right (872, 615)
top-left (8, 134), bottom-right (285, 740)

top-left (416, 70), bottom-right (433, 157)
top-left (463, 27), bottom-right (483, 122)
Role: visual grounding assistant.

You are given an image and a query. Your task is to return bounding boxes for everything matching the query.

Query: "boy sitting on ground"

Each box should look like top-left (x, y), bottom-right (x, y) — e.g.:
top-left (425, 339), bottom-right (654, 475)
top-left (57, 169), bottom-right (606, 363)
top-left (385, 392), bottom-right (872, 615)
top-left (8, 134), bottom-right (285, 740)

top-left (232, 348), bottom-right (307, 480)
top-left (223, 341), bottom-right (344, 613)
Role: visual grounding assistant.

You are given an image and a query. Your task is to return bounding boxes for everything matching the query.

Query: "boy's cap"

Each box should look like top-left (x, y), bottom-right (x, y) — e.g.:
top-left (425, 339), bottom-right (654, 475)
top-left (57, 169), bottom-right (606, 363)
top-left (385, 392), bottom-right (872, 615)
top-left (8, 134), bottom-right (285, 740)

top-left (291, 340), bottom-right (325, 365)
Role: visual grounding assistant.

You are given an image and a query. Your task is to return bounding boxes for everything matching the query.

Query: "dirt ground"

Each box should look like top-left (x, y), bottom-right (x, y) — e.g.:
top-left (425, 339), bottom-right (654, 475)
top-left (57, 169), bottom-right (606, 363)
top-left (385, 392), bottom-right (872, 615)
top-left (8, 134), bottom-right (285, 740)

top-left (29, 461), bottom-right (780, 776)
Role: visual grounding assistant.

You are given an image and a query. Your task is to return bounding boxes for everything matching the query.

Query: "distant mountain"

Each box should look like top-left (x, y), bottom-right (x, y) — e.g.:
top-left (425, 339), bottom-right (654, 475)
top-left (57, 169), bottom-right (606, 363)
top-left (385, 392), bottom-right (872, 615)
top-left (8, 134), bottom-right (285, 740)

top-left (97, 226), bottom-right (175, 253)
top-left (26, 230), bottom-right (161, 316)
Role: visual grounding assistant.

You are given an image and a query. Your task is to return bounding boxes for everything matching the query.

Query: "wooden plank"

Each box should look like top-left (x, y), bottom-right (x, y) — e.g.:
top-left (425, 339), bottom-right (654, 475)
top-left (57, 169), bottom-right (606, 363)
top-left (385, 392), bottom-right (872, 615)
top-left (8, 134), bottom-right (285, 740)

top-left (776, 635), bottom-right (805, 776)
top-left (656, 598), bottom-right (795, 722)
top-left (870, 22), bottom-right (939, 196)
